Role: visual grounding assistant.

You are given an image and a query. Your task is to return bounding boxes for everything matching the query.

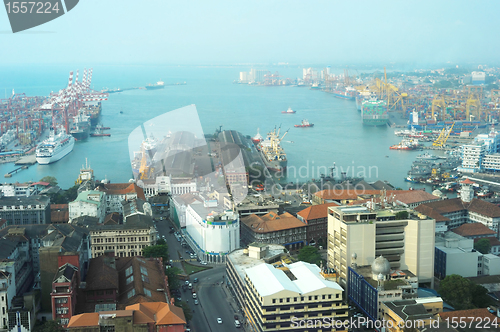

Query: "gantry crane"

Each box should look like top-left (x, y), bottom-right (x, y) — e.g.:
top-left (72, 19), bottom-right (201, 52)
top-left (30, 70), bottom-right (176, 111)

top-left (433, 122), bottom-right (455, 147)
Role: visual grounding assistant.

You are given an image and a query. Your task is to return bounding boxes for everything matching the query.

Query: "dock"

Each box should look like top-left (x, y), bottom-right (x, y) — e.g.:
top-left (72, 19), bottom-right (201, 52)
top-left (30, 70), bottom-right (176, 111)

top-left (15, 154), bottom-right (37, 165)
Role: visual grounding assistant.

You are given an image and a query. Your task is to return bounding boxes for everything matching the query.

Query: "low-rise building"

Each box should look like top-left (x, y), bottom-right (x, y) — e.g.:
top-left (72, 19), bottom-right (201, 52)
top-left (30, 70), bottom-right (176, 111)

top-left (96, 183), bottom-right (146, 214)
top-left (241, 212), bottom-right (307, 250)
top-left (69, 191), bottom-right (106, 223)
top-left (0, 195), bottom-right (51, 225)
top-left (380, 298), bottom-right (443, 332)
top-left (122, 198), bottom-right (152, 221)
top-left (89, 214), bottom-right (156, 258)
top-left (296, 203), bottom-right (338, 246)
top-left (68, 302), bottom-right (186, 331)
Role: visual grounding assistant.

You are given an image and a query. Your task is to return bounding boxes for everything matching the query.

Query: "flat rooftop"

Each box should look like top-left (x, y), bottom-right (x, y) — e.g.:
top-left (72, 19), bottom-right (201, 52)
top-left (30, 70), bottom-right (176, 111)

top-left (228, 244), bottom-right (286, 281)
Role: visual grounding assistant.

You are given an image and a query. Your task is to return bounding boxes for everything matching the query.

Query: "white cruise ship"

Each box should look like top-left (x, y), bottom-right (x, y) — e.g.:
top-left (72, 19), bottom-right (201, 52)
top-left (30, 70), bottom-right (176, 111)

top-left (36, 128), bottom-right (75, 164)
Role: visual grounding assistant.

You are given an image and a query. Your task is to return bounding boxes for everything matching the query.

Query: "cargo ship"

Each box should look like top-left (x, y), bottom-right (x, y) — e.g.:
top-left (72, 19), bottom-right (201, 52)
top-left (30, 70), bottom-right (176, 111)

top-left (82, 102), bottom-right (102, 127)
top-left (294, 119), bottom-right (314, 128)
top-left (328, 86), bottom-right (356, 100)
top-left (361, 98), bottom-right (389, 126)
top-left (70, 110), bottom-right (90, 140)
top-left (36, 127), bottom-right (75, 164)
top-left (145, 80), bottom-right (165, 90)
top-left (258, 127), bottom-right (288, 172)
top-left (409, 119), bottom-right (488, 132)
top-left (282, 107), bottom-right (296, 114)
top-left (355, 91), bottom-right (373, 111)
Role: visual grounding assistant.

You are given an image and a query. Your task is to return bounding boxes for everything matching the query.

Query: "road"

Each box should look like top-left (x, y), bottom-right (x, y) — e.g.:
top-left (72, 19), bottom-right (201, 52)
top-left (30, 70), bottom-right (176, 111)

top-left (154, 210), bottom-right (242, 332)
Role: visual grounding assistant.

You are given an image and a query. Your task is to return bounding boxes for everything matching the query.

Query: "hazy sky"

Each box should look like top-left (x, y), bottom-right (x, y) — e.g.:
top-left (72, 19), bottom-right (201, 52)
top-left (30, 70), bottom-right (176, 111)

top-left (0, 0), bottom-right (498, 66)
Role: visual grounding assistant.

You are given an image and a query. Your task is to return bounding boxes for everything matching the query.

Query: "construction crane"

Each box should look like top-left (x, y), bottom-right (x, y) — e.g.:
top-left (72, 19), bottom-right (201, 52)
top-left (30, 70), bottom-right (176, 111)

top-left (433, 122), bottom-right (455, 147)
top-left (431, 95), bottom-right (446, 121)
top-left (139, 144), bottom-right (154, 180)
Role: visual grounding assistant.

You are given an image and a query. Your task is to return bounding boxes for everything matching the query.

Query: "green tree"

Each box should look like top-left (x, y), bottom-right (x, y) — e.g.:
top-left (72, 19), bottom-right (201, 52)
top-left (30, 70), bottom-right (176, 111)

top-left (165, 266), bottom-right (182, 290)
top-left (142, 243), bottom-right (169, 263)
top-left (176, 301), bottom-right (193, 322)
top-left (395, 211), bottom-right (409, 220)
top-left (297, 246), bottom-right (322, 265)
top-left (156, 238), bottom-right (166, 246)
top-left (40, 176), bottom-right (58, 186)
top-left (438, 274), bottom-right (493, 310)
top-left (64, 184), bottom-right (79, 202)
top-left (474, 238), bottom-right (491, 254)
top-left (33, 320), bottom-right (64, 332)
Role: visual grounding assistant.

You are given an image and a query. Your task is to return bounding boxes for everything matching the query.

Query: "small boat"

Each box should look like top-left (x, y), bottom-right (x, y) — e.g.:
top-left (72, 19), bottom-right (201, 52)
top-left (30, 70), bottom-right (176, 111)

top-left (282, 107), bottom-right (296, 114)
top-left (295, 119), bottom-right (314, 128)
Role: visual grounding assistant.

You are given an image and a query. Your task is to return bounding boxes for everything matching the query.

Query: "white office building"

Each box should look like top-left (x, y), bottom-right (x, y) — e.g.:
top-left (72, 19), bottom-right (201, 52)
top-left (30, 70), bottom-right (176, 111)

top-left (459, 143), bottom-right (486, 173)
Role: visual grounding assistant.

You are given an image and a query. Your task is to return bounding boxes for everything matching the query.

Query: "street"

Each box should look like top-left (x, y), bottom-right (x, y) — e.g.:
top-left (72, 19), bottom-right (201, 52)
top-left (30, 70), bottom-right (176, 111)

top-left (154, 210), bottom-right (242, 332)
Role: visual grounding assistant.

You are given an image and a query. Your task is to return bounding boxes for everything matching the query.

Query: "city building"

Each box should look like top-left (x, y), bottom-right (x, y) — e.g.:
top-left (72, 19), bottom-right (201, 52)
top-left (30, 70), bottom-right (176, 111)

top-left (170, 193), bottom-right (203, 228)
top-left (459, 143), bottom-right (486, 173)
top-left (0, 271), bottom-right (15, 329)
top-left (434, 231), bottom-right (500, 278)
top-left (226, 243), bottom-right (347, 332)
top-left (89, 214), bottom-right (156, 258)
top-left (69, 190), bottom-right (106, 223)
top-left (122, 198), bottom-right (152, 221)
top-left (380, 298), bottom-right (443, 332)
top-left (96, 182), bottom-right (146, 214)
top-left (471, 71), bottom-right (486, 85)
top-left (138, 175), bottom-right (197, 197)
top-left (415, 180), bottom-right (500, 232)
top-left (235, 195), bottom-right (279, 217)
top-left (50, 204), bottom-right (69, 223)
top-left (241, 211), bottom-right (307, 250)
top-left (68, 302), bottom-right (186, 331)
top-left (184, 197), bottom-right (239, 263)
top-left (50, 263), bottom-right (79, 328)
top-left (327, 206), bottom-right (435, 287)
top-left (0, 195), bottom-right (51, 225)
top-left (296, 203), bottom-right (338, 246)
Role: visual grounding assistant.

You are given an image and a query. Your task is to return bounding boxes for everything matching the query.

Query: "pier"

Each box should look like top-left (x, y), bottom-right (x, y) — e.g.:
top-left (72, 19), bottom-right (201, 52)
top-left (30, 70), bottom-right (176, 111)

top-left (15, 154), bottom-right (37, 165)
top-left (5, 164), bottom-right (30, 178)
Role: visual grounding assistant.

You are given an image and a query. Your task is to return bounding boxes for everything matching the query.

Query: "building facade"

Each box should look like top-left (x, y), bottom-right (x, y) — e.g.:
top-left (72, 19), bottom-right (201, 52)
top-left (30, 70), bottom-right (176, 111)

top-left (0, 195), bottom-right (50, 225)
top-left (51, 263), bottom-right (79, 328)
top-left (69, 191), bottom-right (106, 223)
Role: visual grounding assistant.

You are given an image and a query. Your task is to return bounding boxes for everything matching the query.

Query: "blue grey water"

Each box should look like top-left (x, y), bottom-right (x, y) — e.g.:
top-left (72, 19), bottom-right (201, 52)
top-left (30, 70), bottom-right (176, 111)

top-left (0, 65), bottom-right (434, 190)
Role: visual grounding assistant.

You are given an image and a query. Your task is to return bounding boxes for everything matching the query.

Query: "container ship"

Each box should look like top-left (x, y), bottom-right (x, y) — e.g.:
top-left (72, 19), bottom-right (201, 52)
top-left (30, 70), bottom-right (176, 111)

top-left (145, 80), bottom-right (165, 90)
top-left (36, 127), bottom-right (75, 164)
top-left (361, 98), bottom-right (389, 126)
top-left (409, 119), bottom-right (488, 133)
top-left (328, 86), bottom-right (356, 100)
top-left (257, 127), bottom-right (288, 172)
top-left (70, 110), bottom-right (90, 140)
top-left (294, 119), bottom-right (314, 128)
top-left (355, 91), bottom-right (373, 111)
top-left (82, 101), bottom-right (102, 127)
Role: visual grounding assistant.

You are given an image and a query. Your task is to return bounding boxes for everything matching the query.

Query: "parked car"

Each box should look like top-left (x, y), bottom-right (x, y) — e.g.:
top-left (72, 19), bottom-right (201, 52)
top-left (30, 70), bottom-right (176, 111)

top-left (193, 278), bottom-right (198, 283)
top-left (217, 318), bottom-right (222, 324)
top-left (200, 261), bottom-right (207, 265)
top-left (194, 299), bottom-right (199, 305)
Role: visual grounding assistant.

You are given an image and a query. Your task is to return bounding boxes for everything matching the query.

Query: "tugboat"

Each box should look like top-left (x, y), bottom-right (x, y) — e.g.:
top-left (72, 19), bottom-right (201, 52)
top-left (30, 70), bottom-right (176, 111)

top-left (282, 107), bottom-right (296, 114)
top-left (294, 119), bottom-right (314, 128)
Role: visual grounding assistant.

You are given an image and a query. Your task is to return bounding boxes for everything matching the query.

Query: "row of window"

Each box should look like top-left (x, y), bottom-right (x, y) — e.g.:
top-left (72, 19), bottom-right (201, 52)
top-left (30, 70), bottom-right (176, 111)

top-left (271, 293), bottom-right (339, 304)
top-left (93, 244), bottom-right (147, 251)
top-left (93, 236), bottom-right (150, 243)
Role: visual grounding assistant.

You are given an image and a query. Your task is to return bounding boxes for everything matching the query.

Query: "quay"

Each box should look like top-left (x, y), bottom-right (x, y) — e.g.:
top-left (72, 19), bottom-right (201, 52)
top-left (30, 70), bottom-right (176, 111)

top-left (15, 154), bottom-right (37, 165)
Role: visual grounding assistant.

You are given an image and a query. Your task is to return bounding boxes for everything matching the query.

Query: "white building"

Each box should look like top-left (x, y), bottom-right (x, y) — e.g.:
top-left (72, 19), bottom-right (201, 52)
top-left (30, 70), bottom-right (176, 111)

top-left (459, 143), bottom-right (486, 173)
top-left (68, 191), bottom-right (106, 223)
top-left (97, 183), bottom-right (146, 214)
top-left (184, 199), bottom-right (239, 263)
top-left (482, 154), bottom-right (500, 171)
top-left (0, 271), bottom-right (15, 329)
top-left (138, 176), bottom-right (197, 198)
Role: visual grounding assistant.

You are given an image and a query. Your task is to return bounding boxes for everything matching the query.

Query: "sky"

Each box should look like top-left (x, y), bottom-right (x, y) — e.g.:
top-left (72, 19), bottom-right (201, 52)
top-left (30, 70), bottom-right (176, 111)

top-left (0, 0), bottom-right (499, 66)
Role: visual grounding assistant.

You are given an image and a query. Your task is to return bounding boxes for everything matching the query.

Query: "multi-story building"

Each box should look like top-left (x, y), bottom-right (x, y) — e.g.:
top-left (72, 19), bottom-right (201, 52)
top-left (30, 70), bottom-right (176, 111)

top-left (0, 271), bottom-right (15, 330)
top-left (50, 263), bottom-right (79, 328)
top-left (416, 179), bottom-right (500, 232)
top-left (327, 205), bottom-right (435, 287)
top-left (434, 231), bottom-right (500, 278)
top-left (184, 198), bottom-right (239, 263)
top-left (67, 302), bottom-right (186, 331)
top-left (459, 143), bottom-right (486, 173)
top-left (347, 256), bottom-right (422, 321)
top-left (241, 211), bottom-right (307, 250)
top-left (68, 190), bottom-right (106, 223)
top-left (170, 193), bottom-right (202, 228)
top-left (0, 236), bottom-right (32, 296)
top-left (296, 203), bottom-right (338, 246)
top-left (380, 298), bottom-right (443, 332)
top-left (89, 214), bottom-right (156, 258)
top-left (96, 183), bottom-right (146, 214)
top-left (122, 198), bottom-right (152, 221)
top-left (0, 195), bottom-right (51, 225)
top-left (482, 153), bottom-right (500, 171)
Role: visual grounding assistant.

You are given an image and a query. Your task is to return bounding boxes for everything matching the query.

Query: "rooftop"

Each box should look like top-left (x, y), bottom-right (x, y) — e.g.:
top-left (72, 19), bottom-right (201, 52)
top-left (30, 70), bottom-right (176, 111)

top-left (97, 183), bottom-right (146, 200)
top-left (383, 300), bottom-right (433, 321)
top-left (0, 195), bottom-right (50, 207)
top-left (452, 222), bottom-right (497, 237)
top-left (415, 198), bottom-right (500, 220)
top-left (241, 211), bottom-right (306, 233)
top-left (296, 203), bottom-right (338, 221)
top-left (228, 244), bottom-right (286, 281)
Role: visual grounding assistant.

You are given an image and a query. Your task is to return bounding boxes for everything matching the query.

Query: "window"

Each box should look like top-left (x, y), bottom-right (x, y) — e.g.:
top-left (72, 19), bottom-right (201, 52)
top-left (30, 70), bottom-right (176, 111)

top-left (144, 288), bottom-right (152, 297)
top-left (279, 298), bottom-right (283, 303)
top-left (125, 266), bottom-right (133, 276)
top-left (127, 289), bottom-right (136, 298)
top-left (127, 275), bottom-right (134, 284)
top-left (286, 298), bottom-right (290, 303)
top-left (272, 299), bottom-right (276, 304)
top-left (140, 266), bottom-right (148, 276)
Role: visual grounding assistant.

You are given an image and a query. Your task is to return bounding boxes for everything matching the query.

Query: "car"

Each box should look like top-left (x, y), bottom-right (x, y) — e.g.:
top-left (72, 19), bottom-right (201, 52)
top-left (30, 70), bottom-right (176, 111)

top-left (217, 318), bottom-right (222, 324)
top-left (185, 280), bottom-right (190, 285)
top-left (193, 278), bottom-right (198, 283)
top-left (186, 250), bottom-right (190, 253)
top-left (200, 261), bottom-right (207, 265)
top-left (235, 320), bottom-right (241, 328)
top-left (194, 299), bottom-right (199, 305)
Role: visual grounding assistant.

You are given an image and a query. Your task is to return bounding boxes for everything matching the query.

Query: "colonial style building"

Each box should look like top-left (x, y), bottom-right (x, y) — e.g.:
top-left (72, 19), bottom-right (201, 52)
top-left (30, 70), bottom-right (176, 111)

top-left (296, 203), bottom-right (338, 246)
top-left (89, 214), bottom-right (156, 258)
top-left (69, 191), bottom-right (106, 223)
top-left (96, 183), bottom-right (146, 214)
top-left (241, 212), bottom-right (307, 250)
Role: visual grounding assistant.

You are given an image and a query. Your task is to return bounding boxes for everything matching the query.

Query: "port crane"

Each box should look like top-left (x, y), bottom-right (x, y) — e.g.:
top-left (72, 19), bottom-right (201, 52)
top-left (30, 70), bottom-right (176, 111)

top-left (432, 122), bottom-right (455, 147)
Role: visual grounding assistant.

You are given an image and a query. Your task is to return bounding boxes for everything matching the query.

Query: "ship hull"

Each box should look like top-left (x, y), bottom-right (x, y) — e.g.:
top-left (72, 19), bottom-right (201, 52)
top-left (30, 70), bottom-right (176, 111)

top-left (362, 119), bottom-right (388, 126)
top-left (71, 129), bottom-right (89, 140)
top-left (331, 93), bottom-right (355, 100)
top-left (36, 137), bottom-right (75, 164)
top-left (259, 148), bottom-right (287, 172)
top-left (145, 85), bottom-right (164, 90)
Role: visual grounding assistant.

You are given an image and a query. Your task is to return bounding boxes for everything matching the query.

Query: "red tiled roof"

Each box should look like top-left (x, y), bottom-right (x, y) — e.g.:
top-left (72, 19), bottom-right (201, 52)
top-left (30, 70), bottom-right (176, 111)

top-left (462, 178), bottom-right (476, 185)
top-left (98, 183), bottom-right (146, 200)
top-left (242, 212), bottom-right (306, 233)
top-left (297, 203), bottom-right (338, 221)
top-left (67, 312), bottom-right (99, 328)
top-left (31, 181), bottom-right (50, 186)
top-left (50, 204), bottom-right (69, 223)
top-left (474, 237), bottom-right (500, 247)
top-left (126, 302), bottom-right (186, 325)
top-left (452, 222), bottom-right (496, 237)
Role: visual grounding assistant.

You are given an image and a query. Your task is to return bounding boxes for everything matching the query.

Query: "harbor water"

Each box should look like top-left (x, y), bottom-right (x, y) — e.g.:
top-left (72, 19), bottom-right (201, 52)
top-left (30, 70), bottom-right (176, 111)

top-left (0, 65), bottom-right (434, 190)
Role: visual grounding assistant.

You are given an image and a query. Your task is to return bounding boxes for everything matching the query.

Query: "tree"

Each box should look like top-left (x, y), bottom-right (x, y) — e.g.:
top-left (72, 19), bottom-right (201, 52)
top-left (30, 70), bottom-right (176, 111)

top-left (142, 243), bottom-right (169, 263)
top-left (156, 239), bottom-right (166, 246)
top-left (33, 320), bottom-right (64, 332)
top-left (64, 184), bottom-right (79, 202)
top-left (40, 176), bottom-right (58, 186)
top-left (297, 246), bottom-right (322, 265)
top-left (165, 266), bottom-right (182, 290)
top-left (176, 301), bottom-right (193, 322)
top-left (395, 211), bottom-right (409, 220)
top-left (474, 238), bottom-right (491, 254)
top-left (438, 274), bottom-right (493, 310)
